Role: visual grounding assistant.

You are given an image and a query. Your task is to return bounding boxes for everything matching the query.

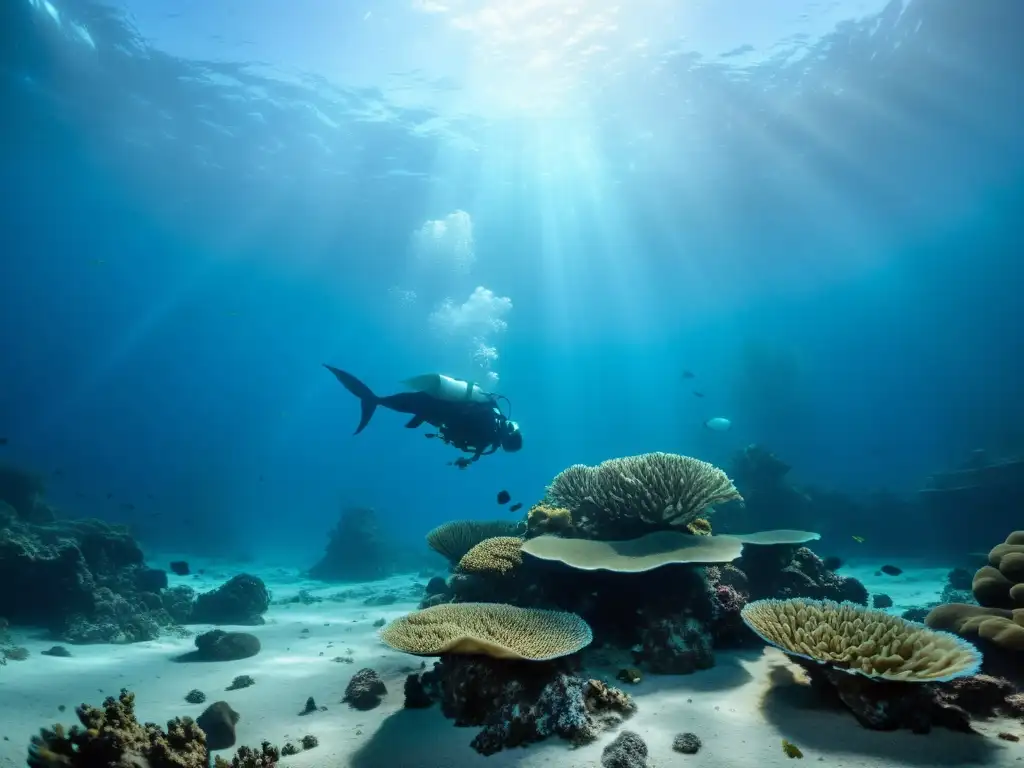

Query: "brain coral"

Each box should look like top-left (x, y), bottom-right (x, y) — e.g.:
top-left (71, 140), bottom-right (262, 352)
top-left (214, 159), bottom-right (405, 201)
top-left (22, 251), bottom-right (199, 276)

top-left (742, 598), bottom-right (981, 682)
top-left (544, 453), bottom-right (742, 532)
top-left (379, 603), bottom-right (593, 661)
top-left (426, 520), bottom-right (522, 564)
top-left (458, 536), bottom-right (523, 575)
top-left (926, 531), bottom-right (1024, 652)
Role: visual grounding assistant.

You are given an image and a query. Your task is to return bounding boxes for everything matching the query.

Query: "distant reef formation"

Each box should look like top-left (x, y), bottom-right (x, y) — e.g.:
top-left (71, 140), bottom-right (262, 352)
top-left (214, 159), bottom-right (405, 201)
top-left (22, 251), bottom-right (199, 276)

top-left (0, 464), bottom-right (270, 644)
top-left (726, 444), bottom-right (1024, 556)
top-left (309, 506), bottom-right (392, 582)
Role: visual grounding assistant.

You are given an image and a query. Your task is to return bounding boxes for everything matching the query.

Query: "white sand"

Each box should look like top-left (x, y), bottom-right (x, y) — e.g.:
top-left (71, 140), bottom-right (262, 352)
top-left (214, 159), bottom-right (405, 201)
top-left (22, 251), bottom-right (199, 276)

top-left (0, 563), bottom-right (1019, 768)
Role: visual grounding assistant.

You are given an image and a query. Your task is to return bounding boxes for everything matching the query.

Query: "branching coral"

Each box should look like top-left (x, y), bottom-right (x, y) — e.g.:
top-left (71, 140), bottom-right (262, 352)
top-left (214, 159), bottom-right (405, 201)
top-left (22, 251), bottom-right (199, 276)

top-left (28, 689), bottom-right (208, 768)
top-left (544, 453), bottom-right (742, 539)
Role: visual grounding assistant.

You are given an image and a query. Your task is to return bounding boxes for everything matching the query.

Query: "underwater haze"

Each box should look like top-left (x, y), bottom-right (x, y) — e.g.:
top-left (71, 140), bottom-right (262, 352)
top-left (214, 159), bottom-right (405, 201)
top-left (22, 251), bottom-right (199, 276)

top-left (1, 0), bottom-right (1022, 565)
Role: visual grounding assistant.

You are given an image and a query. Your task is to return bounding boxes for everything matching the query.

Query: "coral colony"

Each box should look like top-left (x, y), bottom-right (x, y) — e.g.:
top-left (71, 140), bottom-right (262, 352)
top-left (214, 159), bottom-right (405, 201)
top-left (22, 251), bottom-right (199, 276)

top-left (4, 452), bottom-right (1024, 765)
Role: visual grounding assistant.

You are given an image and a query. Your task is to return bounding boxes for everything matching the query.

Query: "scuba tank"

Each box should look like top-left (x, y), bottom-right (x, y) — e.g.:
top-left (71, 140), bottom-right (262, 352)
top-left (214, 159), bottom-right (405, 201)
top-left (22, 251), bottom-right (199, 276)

top-left (403, 373), bottom-right (492, 404)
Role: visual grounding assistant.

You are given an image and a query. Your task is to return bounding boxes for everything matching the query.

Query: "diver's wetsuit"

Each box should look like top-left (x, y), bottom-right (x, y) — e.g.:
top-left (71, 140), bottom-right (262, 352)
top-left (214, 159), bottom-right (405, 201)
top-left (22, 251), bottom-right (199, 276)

top-left (325, 365), bottom-right (515, 468)
top-left (427, 401), bottom-right (506, 468)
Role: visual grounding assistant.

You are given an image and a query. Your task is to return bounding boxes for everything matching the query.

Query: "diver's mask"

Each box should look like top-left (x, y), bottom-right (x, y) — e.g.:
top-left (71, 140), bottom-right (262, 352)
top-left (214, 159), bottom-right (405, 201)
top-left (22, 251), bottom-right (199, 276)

top-left (500, 420), bottom-right (523, 452)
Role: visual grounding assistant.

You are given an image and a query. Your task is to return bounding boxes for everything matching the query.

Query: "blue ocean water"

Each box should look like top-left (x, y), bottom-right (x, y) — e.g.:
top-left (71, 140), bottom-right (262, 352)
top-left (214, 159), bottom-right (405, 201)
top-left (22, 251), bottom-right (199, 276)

top-left (0, 0), bottom-right (1021, 570)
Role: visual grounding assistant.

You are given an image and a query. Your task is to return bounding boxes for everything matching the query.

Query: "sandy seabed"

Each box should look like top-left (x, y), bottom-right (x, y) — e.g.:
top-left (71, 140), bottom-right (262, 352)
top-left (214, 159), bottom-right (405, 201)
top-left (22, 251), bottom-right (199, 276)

top-left (0, 560), bottom-right (1019, 768)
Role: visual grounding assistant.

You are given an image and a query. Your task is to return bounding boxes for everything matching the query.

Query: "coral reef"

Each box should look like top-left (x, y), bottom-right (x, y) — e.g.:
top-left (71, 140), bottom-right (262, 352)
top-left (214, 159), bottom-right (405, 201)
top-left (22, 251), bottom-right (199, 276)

top-left (744, 598), bottom-right (985, 732)
top-left (458, 536), bottom-right (524, 575)
top-left (927, 531), bottom-right (1024, 673)
top-left (309, 506), bottom-right (391, 581)
top-left (190, 574), bottom-right (270, 625)
top-left (426, 519), bottom-right (523, 566)
top-left (0, 493), bottom-right (186, 643)
top-left (27, 688), bottom-right (208, 767)
top-left (526, 503), bottom-right (573, 537)
top-left (380, 602), bottom-right (593, 661)
top-left (404, 655), bottom-right (636, 755)
top-left (544, 452), bottom-right (742, 539)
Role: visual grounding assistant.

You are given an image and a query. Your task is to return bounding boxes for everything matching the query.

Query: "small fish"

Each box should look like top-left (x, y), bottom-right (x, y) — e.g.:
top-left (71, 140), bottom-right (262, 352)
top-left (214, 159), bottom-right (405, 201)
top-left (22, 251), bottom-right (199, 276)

top-left (822, 556), bottom-right (843, 571)
top-left (106, 492), bottom-right (113, 499)
top-left (497, 490), bottom-right (511, 505)
top-left (851, 535), bottom-right (865, 543)
top-left (880, 564), bottom-right (903, 576)
top-left (704, 417), bottom-right (731, 432)
top-left (509, 502), bottom-right (523, 513)
top-left (90, 259), bottom-right (106, 266)
top-left (693, 391), bottom-right (704, 398)
top-left (0, 437), bottom-right (7, 445)
top-left (119, 503), bottom-right (136, 512)
top-left (682, 370), bottom-right (695, 379)
top-left (169, 561), bottom-right (190, 576)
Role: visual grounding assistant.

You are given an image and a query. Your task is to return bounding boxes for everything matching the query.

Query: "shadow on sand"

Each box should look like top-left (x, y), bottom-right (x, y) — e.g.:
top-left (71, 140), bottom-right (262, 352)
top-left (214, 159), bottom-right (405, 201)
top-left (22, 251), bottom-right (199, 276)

top-left (760, 662), bottom-right (1005, 766)
top-left (619, 648), bottom-right (758, 695)
top-left (348, 707), bottom-right (537, 768)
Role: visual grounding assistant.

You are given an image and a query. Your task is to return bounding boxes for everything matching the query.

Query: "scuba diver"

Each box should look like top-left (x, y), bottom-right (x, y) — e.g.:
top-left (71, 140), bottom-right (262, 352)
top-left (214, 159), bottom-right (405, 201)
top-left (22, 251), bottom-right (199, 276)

top-left (324, 365), bottom-right (522, 469)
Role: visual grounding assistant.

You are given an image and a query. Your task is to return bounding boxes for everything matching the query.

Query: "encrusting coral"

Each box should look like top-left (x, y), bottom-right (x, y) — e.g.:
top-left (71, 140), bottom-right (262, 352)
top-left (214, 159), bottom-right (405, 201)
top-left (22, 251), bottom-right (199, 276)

top-left (457, 536), bottom-right (523, 576)
top-left (526, 503), bottom-right (573, 537)
top-left (544, 452), bottom-right (742, 539)
top-left (380, 602), bottom-right (593, 661)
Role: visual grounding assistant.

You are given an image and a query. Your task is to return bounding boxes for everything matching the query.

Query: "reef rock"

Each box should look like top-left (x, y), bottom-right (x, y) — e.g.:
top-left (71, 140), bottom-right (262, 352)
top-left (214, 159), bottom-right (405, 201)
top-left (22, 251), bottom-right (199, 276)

top-left (310, 506), bottom-right (391, 582)
top-left (190, 574), bottom-right (270, 625)
top-left (404, 655), bottom-right (636, 755)
top-left (342, 668), bottom-right (387, 710)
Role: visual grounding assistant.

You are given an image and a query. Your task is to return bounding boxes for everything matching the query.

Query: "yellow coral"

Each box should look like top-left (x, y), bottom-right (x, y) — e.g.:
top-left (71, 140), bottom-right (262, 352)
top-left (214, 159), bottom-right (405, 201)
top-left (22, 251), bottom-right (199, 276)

top-left (742, 598), bottom-right (981, 682)
top-left (379, 602), bottom-right (593, 661)
top-left (686, 518), bottom-right (712, 536)
top-left (457, 536), bottom-right (523, 575)
top-left (527, 503), bottom-right (572, 536)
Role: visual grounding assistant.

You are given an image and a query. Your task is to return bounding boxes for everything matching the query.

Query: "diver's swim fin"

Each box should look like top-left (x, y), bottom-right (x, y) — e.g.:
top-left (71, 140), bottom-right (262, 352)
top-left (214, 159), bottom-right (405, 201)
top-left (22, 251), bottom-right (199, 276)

top-left (324, 365), bottom-right (378, 434)
top-left (404, 415), bottom-right (425, 428)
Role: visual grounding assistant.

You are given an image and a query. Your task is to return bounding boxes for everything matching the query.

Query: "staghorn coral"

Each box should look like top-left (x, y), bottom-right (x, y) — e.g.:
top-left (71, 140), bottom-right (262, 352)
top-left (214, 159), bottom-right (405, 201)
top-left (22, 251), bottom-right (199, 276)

top-left (426, 519), bottom-right (523, 565)
top-left (457, 536), bottom-right (523, 575)
top-left (380, 602), bottom-right (593, 661)
top-left (544, 453), bottom-right (742, 539)
top-left (742, 598), bottom-right (981, 682)
top-left (27, 688), bottom-right (207, 768)
top-left (927, 531), bottom-right (1024, 656)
